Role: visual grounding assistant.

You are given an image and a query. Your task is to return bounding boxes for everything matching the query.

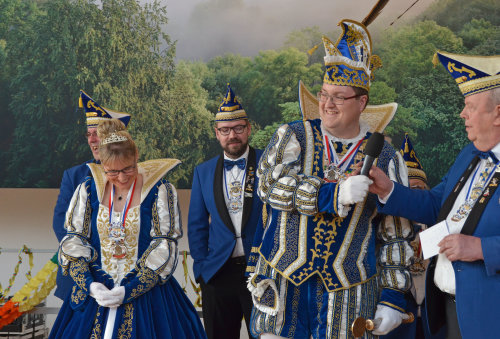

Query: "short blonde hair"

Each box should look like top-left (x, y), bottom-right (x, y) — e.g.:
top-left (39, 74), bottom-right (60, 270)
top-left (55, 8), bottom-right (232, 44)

top-left (97, 119), bottom-right (137, 165)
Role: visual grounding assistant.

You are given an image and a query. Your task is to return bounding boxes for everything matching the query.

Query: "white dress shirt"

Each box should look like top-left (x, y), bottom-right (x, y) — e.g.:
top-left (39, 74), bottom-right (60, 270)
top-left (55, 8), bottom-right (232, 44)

top-left (223, 147), bottom-right (249, 257)
top-left (434, 142), bottom-right (500, 294)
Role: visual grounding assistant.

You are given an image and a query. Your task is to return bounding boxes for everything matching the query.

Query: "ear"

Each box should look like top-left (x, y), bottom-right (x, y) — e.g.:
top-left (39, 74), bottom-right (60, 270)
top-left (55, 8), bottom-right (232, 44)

top-left (359, 95), bottom-right (368, 111)
top-left (493, 103), bottom-right (500, 126)
top-left (214, 126), bottom-right (221, 141)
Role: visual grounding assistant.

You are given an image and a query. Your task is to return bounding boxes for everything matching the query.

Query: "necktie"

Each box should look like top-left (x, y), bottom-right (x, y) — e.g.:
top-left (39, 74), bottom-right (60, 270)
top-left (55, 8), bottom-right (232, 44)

top-left (224, 158), bottom-right (246, 170)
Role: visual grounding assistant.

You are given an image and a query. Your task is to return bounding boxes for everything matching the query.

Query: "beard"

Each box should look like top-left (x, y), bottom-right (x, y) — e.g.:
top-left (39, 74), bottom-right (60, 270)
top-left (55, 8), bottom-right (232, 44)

top-left (222, 138), bottom-right (248, 158)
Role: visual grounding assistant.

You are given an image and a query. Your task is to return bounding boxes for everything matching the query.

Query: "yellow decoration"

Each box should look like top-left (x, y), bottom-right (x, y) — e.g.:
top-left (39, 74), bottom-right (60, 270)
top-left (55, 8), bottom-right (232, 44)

top-left (0, 246), bottom-right (34, 303)
top-left (181, 251), bottom-right (202, 308)
top-left (0, 251), bottom-right (58, 329)
top-left (11, 258), bottom-right (58, 312)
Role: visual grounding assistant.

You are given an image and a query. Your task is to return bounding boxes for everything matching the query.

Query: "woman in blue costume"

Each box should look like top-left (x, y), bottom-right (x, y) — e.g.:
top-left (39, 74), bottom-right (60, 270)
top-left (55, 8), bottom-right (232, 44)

top-left (49, 119), bottom-right (206, 339)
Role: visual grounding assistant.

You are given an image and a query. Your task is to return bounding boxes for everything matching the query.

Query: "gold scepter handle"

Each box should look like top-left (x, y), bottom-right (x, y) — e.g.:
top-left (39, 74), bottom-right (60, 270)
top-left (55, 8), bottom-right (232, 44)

top-left (351, 312), bottom-right (414, 338)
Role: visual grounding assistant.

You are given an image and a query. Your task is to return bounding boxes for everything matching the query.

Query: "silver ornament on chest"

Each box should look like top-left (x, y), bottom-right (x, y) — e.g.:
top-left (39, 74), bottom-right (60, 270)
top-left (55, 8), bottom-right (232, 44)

top-left (324, 163), bottom-right (345, 182)
top-left (228, 181), bottom-right (243, 214)
top-left (108, 221), bottom-right (127, 259)
top-left (229, 181), bottom-right (243, 196)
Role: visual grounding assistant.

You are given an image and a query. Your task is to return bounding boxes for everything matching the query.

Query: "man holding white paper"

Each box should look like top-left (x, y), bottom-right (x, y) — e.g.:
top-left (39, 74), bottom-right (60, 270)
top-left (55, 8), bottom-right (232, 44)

top-left (368, 51), bottom-right (500, 339)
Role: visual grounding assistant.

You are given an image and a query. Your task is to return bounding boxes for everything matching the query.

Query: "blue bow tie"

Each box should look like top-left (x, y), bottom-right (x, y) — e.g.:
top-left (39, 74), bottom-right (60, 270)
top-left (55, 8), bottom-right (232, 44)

top-left (224, 158), bottom-right (246, 171)
top-left (474, 150), bottom-right (499, 163)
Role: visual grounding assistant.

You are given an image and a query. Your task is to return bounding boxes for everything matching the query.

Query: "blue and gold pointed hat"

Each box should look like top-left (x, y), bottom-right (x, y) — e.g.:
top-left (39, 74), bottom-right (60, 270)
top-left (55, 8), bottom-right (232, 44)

top-left (79, 90), bottom-right (131, 127)
top-left (400, 133), bottom-right (427, 183)
top-left (215, 84), bottom-right (248, 122)
top-left (433, 51), bottom-right (500, 97)
top-left (322, 19), bottom-right (382, 91)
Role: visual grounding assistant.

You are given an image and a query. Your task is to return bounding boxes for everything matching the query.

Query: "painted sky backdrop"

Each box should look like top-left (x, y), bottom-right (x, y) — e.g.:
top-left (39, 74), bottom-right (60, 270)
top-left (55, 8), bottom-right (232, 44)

top-left (163, 0), bottom-right (436, 61)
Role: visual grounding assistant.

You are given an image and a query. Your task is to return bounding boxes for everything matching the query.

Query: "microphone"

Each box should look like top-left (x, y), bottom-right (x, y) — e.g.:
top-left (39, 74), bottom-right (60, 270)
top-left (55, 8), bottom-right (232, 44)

top-left (360, 132), bottom-right (385, 176)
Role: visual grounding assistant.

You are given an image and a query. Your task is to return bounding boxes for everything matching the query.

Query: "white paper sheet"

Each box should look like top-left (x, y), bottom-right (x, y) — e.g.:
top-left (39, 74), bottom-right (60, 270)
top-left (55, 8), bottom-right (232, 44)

top-left (419, 220), bottom-right (450, 259)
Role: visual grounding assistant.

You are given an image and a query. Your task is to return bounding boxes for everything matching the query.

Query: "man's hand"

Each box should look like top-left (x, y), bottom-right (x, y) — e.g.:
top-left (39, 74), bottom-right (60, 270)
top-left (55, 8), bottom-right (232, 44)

top-left (339, 175), bottom-right (373, 205)
top-left (372, 305), bottom-right (409, 335)
top-left (438, 234), bottom-right (483, 262)
top-left (367, 166), bottom-right (394, 200)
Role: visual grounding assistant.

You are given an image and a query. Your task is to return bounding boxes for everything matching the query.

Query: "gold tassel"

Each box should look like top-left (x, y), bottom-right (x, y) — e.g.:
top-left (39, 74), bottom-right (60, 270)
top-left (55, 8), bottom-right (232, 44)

top-left (432, 52), bottom-right (440, 67)
top-left (308, 44), bottom-right (319, 56)
top-left (79, 96), bottom-right (83, 108)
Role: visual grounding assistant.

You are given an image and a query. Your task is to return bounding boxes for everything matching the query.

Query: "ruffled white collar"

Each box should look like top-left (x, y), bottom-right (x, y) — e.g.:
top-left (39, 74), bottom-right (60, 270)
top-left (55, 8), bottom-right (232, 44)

top-left (321, 121), bottom-right (371, 144)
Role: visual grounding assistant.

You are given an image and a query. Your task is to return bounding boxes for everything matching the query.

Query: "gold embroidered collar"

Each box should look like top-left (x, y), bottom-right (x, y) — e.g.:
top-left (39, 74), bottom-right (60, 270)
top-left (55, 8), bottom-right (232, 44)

top-left (88, 159), bottom-right (181, 203)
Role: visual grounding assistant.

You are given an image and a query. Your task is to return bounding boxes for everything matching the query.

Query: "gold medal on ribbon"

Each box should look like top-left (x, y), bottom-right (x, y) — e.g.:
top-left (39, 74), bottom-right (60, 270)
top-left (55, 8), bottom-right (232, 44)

top-left (113, 239), bottom-right (127, 259)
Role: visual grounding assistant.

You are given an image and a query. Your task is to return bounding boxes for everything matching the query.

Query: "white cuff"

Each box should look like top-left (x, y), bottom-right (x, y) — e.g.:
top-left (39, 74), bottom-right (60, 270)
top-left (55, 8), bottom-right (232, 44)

top-left (378, 181), bottom-right (395, 204)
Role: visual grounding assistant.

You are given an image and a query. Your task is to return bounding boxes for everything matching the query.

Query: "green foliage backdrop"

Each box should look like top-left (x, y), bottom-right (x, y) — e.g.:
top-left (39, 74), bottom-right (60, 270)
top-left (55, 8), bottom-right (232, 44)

top-left (0, 0), bottom-right (498, 188)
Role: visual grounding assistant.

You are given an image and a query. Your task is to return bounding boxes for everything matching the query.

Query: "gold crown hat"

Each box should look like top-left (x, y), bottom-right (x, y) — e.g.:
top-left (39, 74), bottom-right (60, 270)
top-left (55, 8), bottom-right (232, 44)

top-left (298, 80), bottom-right (397, 133)
top-left (400, 133), bottom-right (427, 183)
top-left (79, 90), bottom-right (132, 127)
top-left (215, 84), bottom-right (248, 122)
top-left (433, 51), bottom-right (500, 97)
top-left (322, 19), bottom-right (382, 91)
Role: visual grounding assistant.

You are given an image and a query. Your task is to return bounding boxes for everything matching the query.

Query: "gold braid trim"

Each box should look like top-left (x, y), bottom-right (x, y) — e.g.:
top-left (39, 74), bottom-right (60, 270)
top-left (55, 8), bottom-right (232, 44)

top-left (127, 268), bottom-right (159, 301)
top-left (117, 303), bottom-right (134, 339)
top-left (69, 259), bottom-right (90, 305)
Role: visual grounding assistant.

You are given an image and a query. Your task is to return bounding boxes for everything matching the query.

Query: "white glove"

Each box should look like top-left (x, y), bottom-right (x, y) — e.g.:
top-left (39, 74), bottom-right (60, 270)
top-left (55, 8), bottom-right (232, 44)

top-left (99, 286), bottom-right (125, 308)
top-left (89, 282), bottom-right (111, 301)
top-left (338, 175), bottom-right (373, 206)
top-left (372, 305), bottom-right (409, 335)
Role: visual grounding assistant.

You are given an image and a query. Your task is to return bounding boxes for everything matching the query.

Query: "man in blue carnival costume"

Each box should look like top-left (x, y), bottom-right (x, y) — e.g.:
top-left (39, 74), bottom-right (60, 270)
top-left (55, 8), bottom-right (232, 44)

top-left (52, 90), bottom-right (131, 300)
top-left (246, 19), bottom-right (414, 339)
top-left (188, 84), bottom-right (263, 339)
top-left (383, 134), bottom-right (444, 339)
top-left (369, 51), bottom-right (500, 338)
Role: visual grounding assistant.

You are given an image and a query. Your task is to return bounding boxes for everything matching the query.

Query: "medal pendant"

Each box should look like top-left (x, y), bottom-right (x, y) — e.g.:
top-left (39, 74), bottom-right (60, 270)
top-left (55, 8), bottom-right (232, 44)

top-left (109, 221), bottom-right (127, 258)
top-left (470, 188), bottom-right (482, 200)
top-left (112, 240), bottom-right (127, 259)
top-left (324, 164), bottom-right (342, 182)
top-left (229, 181), bottom-right (242, 196)
top-left (109, 221), bottom-right (126, 239)
top-left (229, 199), bottom-right (243, 214)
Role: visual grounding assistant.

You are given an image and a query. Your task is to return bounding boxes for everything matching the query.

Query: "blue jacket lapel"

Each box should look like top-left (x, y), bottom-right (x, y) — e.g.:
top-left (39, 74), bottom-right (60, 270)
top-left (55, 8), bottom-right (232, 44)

top-left (213, 154), bottom-right (236, 234)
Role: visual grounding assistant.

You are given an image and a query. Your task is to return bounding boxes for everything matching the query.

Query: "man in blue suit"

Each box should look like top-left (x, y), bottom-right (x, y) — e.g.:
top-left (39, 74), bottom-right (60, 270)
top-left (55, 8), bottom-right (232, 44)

top-left (382, 133), bottom-right (444, 339)
top-left (188, 84), bottom-right (263, 339)
top-left (368, 51), bottom-right (500, 338)
top-left (52, 90), bottom-right (131, 300)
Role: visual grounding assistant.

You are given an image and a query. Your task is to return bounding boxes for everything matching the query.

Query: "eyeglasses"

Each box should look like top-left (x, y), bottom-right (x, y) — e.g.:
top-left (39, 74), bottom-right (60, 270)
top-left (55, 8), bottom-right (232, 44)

top-left (317, 92), bottom-right (360, 105)
top-left (86, 131), bottom-right (98, 138)
top-left (217, 124), bottom-right (248, 136)
top-left (104, 165), bottom-right (136, 177)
